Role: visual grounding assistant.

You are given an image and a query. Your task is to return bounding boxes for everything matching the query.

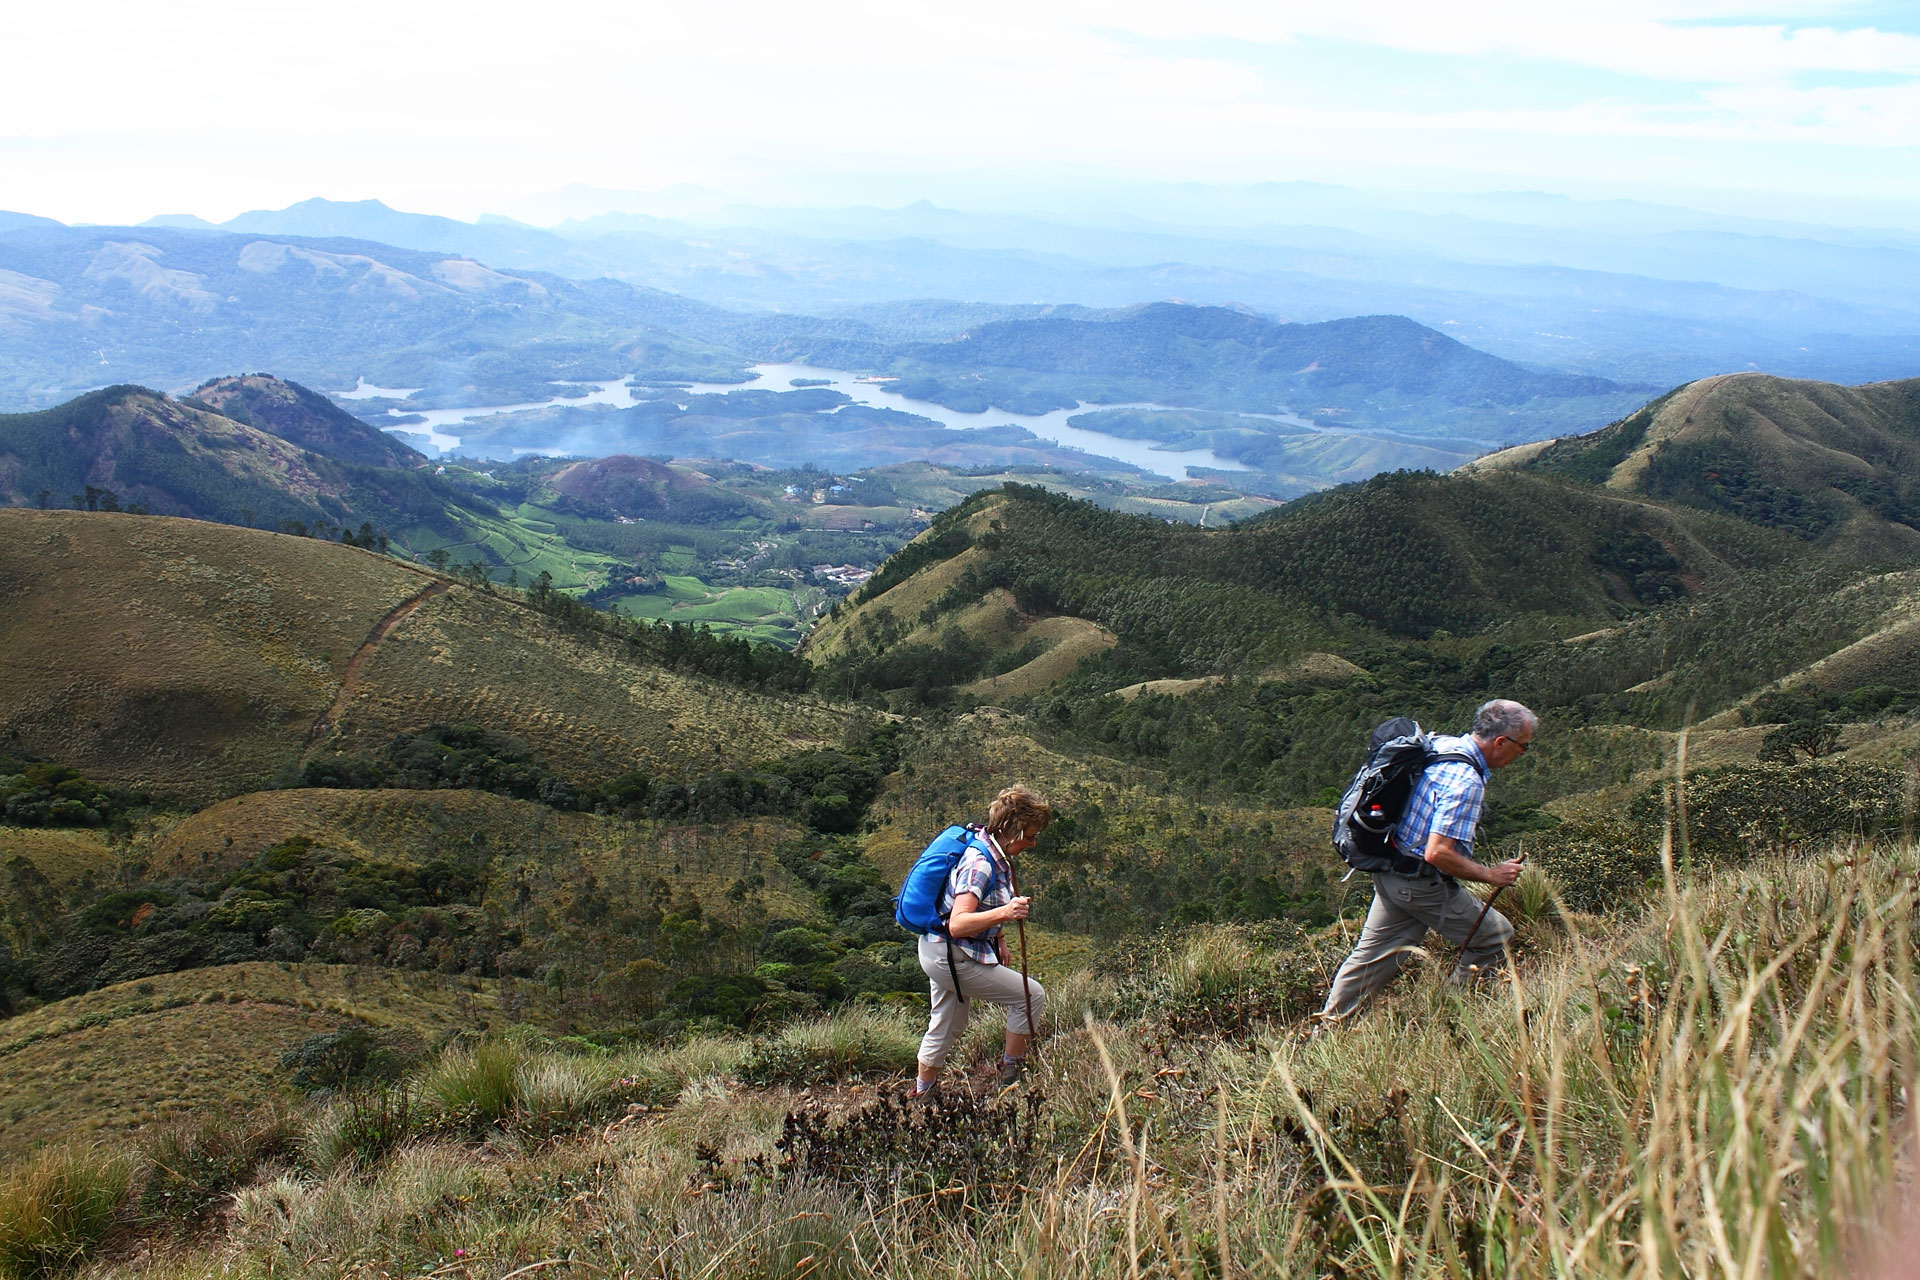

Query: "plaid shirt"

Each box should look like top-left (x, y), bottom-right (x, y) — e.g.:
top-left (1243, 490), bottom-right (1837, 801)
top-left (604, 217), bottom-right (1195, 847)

top-left (1394, 734), bottom-right (1489, 862)
top-left (938, 832), bottom-right (1012, 965)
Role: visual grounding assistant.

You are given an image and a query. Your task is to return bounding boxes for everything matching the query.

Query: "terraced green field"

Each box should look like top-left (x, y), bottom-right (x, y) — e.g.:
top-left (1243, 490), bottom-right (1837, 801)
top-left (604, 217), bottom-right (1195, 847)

top-left (606, 578), bottom-right (819, 645)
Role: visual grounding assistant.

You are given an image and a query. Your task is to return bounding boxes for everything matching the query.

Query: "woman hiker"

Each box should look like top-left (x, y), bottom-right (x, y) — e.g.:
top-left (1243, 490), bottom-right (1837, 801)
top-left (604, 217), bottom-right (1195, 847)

top-left (912, 784), bottom-right (1053, 1096)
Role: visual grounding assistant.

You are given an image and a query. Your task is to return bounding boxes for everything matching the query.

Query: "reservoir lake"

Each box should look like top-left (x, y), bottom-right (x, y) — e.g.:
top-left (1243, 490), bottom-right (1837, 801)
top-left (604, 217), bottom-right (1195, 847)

top-left (341, 364), bottom-right (1281, 479)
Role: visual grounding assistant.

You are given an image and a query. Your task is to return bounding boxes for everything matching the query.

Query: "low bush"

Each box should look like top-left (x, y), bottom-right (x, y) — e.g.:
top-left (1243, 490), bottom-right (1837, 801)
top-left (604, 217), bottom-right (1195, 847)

top-left (1102, 921), bottom-right (1337, 1037)
top-left (135, 1109), bottom-right (299, 1233)
top-left (775, 1086), bottom-right (1046, 1203)
top-left (0, 1146), bottom-right (131, 1278)
top-left (1532, 816), bottom-right (1662, 911)
top-left (279, 1024), bottom-right (415, 1095)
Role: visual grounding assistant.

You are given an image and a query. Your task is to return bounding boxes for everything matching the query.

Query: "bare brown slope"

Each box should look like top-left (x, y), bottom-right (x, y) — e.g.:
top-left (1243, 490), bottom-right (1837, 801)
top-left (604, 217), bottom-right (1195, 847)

top-left (0, 510), bottom-right (859, 804)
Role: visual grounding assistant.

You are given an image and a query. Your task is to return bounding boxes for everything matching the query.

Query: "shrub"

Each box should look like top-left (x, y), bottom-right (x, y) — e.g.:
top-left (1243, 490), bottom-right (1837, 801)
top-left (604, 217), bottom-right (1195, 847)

top-left (1643, 760), bottom-right (1908, 865)
top-left (0, 1146), bottom-right (131, 1278)
top-left (279, 1024), bottom-right (413, 1095)
top-left (1532, 817), bottom-right (1662, 912)
top-left (736, 1006), bottom-right (922, 1087)
top-left (1104, 922), bottom-right (1336, 1036)
top-left (136, 1109), bottom-right (300, 1233)
top-left (775, 1086), bottom-right (1045, 1202)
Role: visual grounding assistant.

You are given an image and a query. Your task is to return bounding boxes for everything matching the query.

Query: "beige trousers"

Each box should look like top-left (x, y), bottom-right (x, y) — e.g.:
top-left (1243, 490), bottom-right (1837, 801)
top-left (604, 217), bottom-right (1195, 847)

top-left (916, 934), bottom-right (1046, 1068)
top-left (1320, 871), bottom-right (1513, 1020)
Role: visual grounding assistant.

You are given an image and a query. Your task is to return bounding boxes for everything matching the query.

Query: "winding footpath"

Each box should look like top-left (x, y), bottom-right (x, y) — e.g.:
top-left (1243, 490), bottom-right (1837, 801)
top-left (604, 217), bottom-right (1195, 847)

top-left (304, 580), bottom-right (450, 746)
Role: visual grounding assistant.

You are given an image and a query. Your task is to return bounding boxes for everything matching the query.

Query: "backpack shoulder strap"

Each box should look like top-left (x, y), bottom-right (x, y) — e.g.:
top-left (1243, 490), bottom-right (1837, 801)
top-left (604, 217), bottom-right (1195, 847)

top-left (1427, 750), bottom-right (1487, 781)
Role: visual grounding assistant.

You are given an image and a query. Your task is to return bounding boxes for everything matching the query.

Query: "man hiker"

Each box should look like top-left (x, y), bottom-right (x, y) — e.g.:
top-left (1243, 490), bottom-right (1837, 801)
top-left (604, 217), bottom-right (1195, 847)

top-left (1317, 699), bottom-right (1536, 1024)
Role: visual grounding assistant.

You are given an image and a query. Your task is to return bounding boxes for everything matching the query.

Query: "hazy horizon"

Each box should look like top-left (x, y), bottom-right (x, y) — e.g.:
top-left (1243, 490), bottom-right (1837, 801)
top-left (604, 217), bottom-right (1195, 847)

top-left (8, 2), bottom-right (1920, 233)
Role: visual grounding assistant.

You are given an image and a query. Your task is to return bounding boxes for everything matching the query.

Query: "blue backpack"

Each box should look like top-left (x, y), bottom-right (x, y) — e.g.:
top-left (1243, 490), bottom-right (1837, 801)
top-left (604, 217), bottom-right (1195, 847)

top-left (894, 823), bottom-right (990, 935)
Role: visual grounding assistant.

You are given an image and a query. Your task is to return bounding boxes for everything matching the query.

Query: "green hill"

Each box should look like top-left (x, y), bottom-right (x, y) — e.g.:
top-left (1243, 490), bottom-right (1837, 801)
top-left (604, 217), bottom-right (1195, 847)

top-left (804, 372), bottom-right (1920, 806)
top-left (0, 509), bottom-right (859, 805)
top-left (1502, 371), bottom-right (1920, 565)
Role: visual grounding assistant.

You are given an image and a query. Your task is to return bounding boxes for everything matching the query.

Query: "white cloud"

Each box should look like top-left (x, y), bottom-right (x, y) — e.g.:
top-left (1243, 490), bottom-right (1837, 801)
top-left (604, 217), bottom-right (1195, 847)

top-left (3, 1), bottom-right (1919, 222)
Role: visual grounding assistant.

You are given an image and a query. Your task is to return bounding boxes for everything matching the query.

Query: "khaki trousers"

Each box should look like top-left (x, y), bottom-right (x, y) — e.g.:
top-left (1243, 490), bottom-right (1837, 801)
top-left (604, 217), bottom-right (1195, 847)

top-left (916, 934), bottom-right (1046, 1068)
top-left (1320, 871), bottom-right (1513, 1020)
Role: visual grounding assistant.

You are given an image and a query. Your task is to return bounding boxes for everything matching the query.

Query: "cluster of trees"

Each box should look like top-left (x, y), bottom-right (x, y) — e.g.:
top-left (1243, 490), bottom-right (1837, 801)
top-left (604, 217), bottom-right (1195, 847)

top-left (303, 722), bottom-right (895, 837)
top-left (11, 836), bottom-right (499, 1004)
top-left (0, 756), bottom-right (144, 829)
top-left (1642, 437), bottom-right (1837, 540)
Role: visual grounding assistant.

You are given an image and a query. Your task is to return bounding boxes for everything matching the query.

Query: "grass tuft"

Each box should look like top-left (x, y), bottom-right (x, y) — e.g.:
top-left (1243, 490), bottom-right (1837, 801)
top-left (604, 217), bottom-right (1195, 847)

top-left (0, 1146), bottom-right (130, 1278)
top-left (421, 1039), bottom-right (525, 1133)
top-left (736, 1005), bottom-right (923, 1086)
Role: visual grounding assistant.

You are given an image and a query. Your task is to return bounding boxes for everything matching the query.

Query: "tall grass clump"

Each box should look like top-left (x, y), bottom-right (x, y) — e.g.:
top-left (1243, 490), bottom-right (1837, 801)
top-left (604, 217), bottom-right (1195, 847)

top-left (303, 1085), bottom-right (419, 1176)
top-left (737, 1004), bottom-right (923, 1086)
top-left (421, 1038), bottom-right (525, 1133)
top-left (1228, 841), bottom-right (1920, 1277)
top-left (0, 1146), bottom-right (131, 1278)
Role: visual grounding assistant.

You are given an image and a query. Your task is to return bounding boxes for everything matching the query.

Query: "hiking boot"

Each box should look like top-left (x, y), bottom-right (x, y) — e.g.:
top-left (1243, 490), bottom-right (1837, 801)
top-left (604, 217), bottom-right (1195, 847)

top-left (994, 1056), bottom-right (1026, 1089)
top-left (910, 1080), bottom-right (940, 1102)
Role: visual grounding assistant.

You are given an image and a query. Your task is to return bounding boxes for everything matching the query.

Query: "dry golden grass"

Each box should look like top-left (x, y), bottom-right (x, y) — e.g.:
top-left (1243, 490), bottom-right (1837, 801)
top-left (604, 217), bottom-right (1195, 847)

top-left (0, 509), bottom-right (429, 803)
top-left (47, 839), bottom-right (1915, 1280)
top-left (0, 510), bottom-right (864, 807)
top-left (0, 962), bottom-right (553, 1159)
top-left (323, 583), bottom-right (855, 786)
top-left (0, 826), bottom-right (115, 886)
top-left (146, 789), bottom-right (806, 911)
top-left (802, 548), bottom-right (994, 663)
top-left (963, 615), bottom-right (1118, 700)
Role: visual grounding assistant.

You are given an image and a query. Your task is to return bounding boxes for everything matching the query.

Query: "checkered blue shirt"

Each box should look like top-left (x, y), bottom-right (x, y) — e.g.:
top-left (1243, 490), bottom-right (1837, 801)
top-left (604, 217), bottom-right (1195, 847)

top-left (938, 833), bottom-right (1011, 965)
top-left (1394, 734), bottom-right (1489, 862)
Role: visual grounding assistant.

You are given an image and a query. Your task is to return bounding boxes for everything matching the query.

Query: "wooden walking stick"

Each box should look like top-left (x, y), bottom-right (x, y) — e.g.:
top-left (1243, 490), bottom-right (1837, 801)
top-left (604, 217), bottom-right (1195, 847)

top-left (1458, 850), bottom-right (1526, 962)
top-left (1003, 845), bottom-right (1037, 1042)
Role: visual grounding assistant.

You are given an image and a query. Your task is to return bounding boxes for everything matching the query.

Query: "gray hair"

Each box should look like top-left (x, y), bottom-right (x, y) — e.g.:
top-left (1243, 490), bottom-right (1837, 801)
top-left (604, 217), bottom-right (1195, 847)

top-left (1472, 699), bottom-right (1537, 741)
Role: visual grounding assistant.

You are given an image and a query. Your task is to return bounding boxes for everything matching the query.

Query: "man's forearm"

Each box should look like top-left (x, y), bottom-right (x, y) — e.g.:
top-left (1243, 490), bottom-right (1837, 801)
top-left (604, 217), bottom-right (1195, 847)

top-left (1423, 835), bottom-right (1496, 883)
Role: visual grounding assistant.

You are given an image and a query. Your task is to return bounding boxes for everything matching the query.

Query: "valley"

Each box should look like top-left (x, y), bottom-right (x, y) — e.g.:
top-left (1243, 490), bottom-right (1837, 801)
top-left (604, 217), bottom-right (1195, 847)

top-left (2, 364), bottom-right (1918, 1158)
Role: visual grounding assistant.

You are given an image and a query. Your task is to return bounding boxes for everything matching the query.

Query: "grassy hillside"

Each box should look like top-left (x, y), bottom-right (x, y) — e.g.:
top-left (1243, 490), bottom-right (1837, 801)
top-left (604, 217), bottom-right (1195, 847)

top-left (0, 960), bottom-right (577, 1158)
top-left (5, 837), bottom-right (1914, 1278)
top-left (1512, 373), bottom-right (1920, 566)
top-left (804, 372), bottom-right (1920, 812)
top-left (0, 510), bottom-right (861, 804)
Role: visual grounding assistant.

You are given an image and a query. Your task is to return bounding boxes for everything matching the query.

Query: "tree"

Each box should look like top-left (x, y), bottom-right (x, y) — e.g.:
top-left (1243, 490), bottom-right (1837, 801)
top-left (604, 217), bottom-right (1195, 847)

top-left (1758, 716), bottom-right (1842, 764)
top-left (425, 548), bottom-right (451, 571)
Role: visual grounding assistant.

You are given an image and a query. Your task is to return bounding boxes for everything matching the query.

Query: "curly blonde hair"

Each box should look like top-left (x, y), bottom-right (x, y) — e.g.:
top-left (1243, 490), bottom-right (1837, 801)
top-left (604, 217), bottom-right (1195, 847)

top-left (984, 784), bottom-right (1053, 844)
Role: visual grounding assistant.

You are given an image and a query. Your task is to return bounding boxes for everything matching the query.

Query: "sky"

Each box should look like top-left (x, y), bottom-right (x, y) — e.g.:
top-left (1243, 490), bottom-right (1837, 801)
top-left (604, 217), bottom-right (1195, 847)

top-left (6, 1), bottom-right (1920, 228)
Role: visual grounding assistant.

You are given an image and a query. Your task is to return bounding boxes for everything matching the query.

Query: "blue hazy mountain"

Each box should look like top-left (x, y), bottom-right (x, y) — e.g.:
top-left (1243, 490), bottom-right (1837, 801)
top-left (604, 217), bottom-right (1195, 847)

top-left (83, 191), bottom-right (1920, 389)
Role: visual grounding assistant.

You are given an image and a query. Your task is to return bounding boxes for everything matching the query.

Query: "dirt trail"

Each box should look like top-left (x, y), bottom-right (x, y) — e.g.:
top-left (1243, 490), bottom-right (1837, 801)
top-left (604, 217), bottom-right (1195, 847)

top-left (305, 581), bottom-right (449, 745)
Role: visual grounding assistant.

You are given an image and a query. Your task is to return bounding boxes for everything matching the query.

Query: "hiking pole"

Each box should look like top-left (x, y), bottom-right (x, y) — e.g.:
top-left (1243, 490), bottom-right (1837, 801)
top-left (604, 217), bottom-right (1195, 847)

top-left (1458, 850), bottom-right (1526, 962)
top-left (1004, 850), bottom-right (1037, 1043)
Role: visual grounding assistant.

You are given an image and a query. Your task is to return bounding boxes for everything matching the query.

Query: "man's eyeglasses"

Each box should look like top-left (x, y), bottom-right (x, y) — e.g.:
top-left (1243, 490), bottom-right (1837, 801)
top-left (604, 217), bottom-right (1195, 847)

top-left (1500, 735), bottom-right (1531, 755)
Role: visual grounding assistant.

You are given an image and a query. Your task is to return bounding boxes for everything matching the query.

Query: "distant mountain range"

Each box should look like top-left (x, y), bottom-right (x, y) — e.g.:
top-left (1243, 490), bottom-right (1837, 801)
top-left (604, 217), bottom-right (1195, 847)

top-left (104, 192), bottom-right (1920, 386)
top-left (0, 219), bottom-right (1658, 460)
